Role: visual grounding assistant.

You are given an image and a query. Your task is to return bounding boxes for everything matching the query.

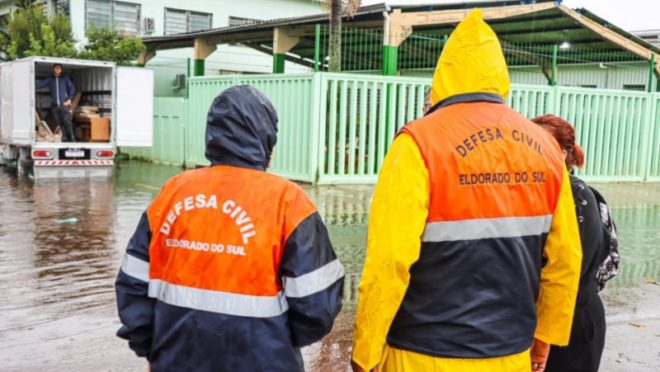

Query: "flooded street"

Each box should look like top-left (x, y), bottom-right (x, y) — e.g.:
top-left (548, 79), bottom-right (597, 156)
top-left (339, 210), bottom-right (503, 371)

top-left (1, 162), bottom-right (659, 371)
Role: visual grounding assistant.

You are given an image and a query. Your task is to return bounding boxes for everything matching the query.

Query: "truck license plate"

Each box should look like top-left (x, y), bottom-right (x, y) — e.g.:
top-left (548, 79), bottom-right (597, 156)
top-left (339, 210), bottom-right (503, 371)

top-left (65, 149), bottom-right (85, 158)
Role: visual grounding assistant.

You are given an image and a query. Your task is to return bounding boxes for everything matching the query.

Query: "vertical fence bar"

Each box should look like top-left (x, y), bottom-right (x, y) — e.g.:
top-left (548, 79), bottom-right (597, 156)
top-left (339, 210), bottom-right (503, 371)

top-left (406, 84), bottom-right (415, 122)
top-left (616, 97), bottom-right (629, 176)
top-left (628, 97), bottom-right (642, 176)
top-left (314, 73), bottom-right (327, 182)
top-left (588, 95), bottom-right (600, 176)
top-left (328, 79), bottom-right (338, 176)
top-left (647, 95), bottom-right (660, 179)
top-left (338, 80), bottom-right (348, 175)
top-left (358, 81), bottom-right (368, 175)
top-left (315, 24), bottom-right (321, 72)
top-left (377, 82), bottom-right (388, 171)
top-left (607, 96), bottom-right (622, 176)
top-left (348, 80), bottom-right (358, 175)
top-left (367, 81), bottom-right (378, 175)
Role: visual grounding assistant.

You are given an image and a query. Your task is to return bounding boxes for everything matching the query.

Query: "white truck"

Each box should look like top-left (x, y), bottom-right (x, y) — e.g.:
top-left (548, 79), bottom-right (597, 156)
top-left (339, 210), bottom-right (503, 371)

top-left (0, 56), bottom-right (153, 178)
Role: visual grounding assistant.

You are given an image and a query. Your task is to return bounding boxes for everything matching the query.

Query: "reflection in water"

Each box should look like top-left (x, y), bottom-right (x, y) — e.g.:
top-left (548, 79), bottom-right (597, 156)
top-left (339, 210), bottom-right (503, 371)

top-left (608, 206), bottom-right (660, 286)
top-left (31, 179), bottom-right (116, 310)
top-left (0, 163), bottom-right (658, 371)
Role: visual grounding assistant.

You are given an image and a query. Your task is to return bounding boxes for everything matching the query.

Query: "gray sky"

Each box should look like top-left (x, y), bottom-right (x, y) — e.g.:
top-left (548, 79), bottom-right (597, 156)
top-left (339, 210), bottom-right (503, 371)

top-left (361, 0), bottom-right (659, 31)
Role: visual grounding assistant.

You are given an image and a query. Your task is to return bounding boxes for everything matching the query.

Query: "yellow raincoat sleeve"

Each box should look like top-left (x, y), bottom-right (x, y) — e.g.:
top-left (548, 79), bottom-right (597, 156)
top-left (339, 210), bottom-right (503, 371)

top-left (535, 167), bottom-right (582, 346)
top-left (351, 133), bottom-right (430, 370)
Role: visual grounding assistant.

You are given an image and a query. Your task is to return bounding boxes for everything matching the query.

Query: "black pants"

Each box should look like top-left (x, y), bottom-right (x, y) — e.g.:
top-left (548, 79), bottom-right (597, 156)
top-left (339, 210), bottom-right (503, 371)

top-left (546, 294), bottom-right (606, 372)
top-left (52, 105), bottom-right (75, 142)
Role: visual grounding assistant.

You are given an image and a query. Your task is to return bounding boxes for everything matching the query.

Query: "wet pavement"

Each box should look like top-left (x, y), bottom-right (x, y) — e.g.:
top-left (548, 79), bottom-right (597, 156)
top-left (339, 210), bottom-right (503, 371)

top-left (0, 162), bottom-right (659, 371)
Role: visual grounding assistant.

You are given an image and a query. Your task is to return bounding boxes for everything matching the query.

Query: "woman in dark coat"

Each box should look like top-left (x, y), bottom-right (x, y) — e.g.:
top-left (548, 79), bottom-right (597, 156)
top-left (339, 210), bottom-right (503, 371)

top-left (532, 114), bottom-right (619, 372)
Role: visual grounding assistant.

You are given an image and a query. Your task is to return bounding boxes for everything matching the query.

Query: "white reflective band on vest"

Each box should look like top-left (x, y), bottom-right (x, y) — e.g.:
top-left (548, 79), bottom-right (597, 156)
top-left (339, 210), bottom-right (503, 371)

top-left (283, 259), bottom-right (345, 298)
top-left (121, 254), bottom-right (150, 282)
top-left (148, 280), bottom-right (289, 318)
top-left (422, 214), bottom-right (553, 242)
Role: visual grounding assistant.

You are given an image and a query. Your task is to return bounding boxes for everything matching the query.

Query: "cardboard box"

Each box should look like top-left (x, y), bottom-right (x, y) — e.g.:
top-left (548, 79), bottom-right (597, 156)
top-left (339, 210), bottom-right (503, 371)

top-left (90, 117), bottom-right (110, 141)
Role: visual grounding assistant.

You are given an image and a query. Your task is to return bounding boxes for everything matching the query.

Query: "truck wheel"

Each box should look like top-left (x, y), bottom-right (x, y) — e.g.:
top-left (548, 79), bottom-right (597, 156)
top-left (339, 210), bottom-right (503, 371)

top-left (17, 148), bottom-right (34, 178)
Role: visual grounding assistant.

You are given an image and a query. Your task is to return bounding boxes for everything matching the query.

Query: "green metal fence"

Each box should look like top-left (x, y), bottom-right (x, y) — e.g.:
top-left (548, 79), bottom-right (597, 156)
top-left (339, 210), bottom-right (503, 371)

top-left (121, 97), bottom-right (187, 166)
top-left (131, 73), bottom-right (660, 184)
top-left (557, 88), bottom-right (654, 181)
top-left (648, 94), bottom-right (660, 181)
top-left (319, 74), bottom-right (428, 184)
top-left (186, 74), bottom-right (320, 183)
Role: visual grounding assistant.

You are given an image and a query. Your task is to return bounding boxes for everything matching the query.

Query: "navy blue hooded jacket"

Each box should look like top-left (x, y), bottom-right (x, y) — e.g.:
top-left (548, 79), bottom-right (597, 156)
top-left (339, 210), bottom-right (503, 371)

top-left (36, 75), bottom-right (76, 106)
top-left (115, 86), bottom-right (344, 372)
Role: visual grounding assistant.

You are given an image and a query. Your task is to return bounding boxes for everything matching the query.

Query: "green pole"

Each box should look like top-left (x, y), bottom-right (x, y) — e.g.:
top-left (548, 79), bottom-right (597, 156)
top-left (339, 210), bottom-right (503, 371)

top-left (314, 24), bottom-right (321, 72)
top-left (382, 45), bottom-right (398, 76)
top-left (273, 53), bottom-right (286, 73)
top-left (648, 54), bottom-right (656, 93)
top-left (550, 45), bottom-right (558, 86)
top-left (186, 58), bottom-right (191, 78)
top-left (194, 59), bottom-right (205, 76)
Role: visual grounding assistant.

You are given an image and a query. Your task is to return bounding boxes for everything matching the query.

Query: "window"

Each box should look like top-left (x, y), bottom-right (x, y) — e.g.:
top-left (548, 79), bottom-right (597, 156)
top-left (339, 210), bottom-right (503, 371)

top-left (164, 8), bottom-right (212, 35)
top-left (228, 16), bottom-right (260, 27)
top-left (623, 84), bottom-right (646, 91)
top-left (85, 0), bottom-right (141, 36)
top-left (580, 85), bottom-right (597, 89)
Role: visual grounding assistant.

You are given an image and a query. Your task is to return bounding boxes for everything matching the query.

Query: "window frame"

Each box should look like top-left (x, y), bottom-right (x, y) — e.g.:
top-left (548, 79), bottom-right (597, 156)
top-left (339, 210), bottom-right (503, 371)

top-left (85, 0), bottom-right (141, 36)
top-left (164, 7), bottom-right (213, 35)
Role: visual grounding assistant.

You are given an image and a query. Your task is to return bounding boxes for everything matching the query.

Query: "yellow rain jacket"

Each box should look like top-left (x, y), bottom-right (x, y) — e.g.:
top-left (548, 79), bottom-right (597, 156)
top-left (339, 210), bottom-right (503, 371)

top-left (352, 9), bottom-right (582, 372)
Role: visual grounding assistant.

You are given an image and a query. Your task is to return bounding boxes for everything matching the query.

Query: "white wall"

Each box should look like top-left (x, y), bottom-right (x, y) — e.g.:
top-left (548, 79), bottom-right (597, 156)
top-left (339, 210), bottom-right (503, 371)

top-left (70, 0), bottom-right (323, 40)
top-left (68, 0), bottom-right (323, 95)
top-left (509, 62), bottom-right (652, 90)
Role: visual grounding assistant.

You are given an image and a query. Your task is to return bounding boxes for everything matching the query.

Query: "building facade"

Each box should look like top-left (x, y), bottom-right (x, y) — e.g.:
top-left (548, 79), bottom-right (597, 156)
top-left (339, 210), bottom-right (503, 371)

top-left (0, 0), bottom-right (324, 95)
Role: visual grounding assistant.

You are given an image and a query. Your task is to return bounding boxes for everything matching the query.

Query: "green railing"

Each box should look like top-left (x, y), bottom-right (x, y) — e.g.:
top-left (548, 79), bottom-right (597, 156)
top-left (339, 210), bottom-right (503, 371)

top-left (648, 95), bottom-right (660, 181)
top-left (186, 75), bottom-right (320, 183)
top-left (121, 97), bottom-right (187, 166)
top-left (319, 74), bottom-right (429, 184)
top-left (557, 88), bottom-right (654, 181)
top-left (129, 73), bottom-right (660, 184)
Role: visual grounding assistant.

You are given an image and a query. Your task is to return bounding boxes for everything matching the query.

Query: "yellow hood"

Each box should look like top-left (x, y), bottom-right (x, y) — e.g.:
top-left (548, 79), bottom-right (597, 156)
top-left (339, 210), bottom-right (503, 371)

top-left (430, 9), bottom-right (510, 105)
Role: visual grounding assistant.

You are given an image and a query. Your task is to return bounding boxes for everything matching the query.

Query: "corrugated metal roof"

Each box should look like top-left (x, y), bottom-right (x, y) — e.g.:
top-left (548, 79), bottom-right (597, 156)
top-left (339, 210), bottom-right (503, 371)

top-left (142, 3), bottom-right (390, 44)
top-left (141, 0), bottom-right (660, 67)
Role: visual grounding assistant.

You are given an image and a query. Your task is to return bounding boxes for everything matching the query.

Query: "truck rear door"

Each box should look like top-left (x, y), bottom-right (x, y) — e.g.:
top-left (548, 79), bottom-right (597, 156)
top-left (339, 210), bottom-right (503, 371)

top-left (115, 67), bottom-right (154, 147)
top-left (2, 60), bottom-right (33, 145)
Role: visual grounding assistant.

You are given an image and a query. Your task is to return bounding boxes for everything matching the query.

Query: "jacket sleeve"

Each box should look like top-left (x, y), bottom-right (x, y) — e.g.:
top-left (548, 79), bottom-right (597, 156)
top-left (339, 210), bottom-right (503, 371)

top-left (115, 212), bottom-right (156, 359)
top-left (279, 204), bottom-right (345, 347)
top-left (65, 77), bottom-right (76, 99)
top-left (35, 77), bottom-right (49, 90)
top-left (351, 133), bottom-right (430, 370)
top-left (534, 167), bottom-right (582, 346)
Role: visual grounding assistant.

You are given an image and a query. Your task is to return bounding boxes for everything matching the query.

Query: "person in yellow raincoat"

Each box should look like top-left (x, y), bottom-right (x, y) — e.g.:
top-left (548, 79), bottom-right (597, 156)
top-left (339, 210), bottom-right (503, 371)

top-left (351, 9), bottom-right (582, 372)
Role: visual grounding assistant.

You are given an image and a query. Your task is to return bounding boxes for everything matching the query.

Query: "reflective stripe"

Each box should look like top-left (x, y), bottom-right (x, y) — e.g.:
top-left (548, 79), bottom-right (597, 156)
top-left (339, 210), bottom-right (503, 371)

top-left (148, 280), bottom-right (289, 318)
top-left (283, 259), bottom-right (345, 298)
top-left (422, 215), bottom-right (553, 242)
top-left (121, 254), bottom-right (150, 282)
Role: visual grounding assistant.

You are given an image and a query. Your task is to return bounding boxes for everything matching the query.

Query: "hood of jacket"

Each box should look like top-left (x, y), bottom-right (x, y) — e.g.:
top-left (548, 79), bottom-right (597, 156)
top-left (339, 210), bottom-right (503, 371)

top-left (430, 9), bottom-right (510, 106)
top-left (205, 85), bottom-right (278, 170)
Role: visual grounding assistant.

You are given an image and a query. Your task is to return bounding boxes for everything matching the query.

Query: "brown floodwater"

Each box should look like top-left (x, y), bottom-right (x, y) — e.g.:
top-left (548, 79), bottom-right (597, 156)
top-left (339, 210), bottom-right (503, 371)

top-left (0, 162), bottom-right (658, 371)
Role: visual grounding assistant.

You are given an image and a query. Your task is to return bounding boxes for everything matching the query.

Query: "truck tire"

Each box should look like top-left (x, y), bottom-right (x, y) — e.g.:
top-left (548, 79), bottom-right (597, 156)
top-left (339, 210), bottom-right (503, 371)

top-left (17, 147), bottom-right (34, 178)
top-left (18, 159), bottom-right (34, 177)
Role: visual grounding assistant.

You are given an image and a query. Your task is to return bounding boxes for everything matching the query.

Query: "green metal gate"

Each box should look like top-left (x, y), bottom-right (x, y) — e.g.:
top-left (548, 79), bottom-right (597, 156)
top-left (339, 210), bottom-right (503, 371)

top-left (134, 74), bottom-right (660, 184)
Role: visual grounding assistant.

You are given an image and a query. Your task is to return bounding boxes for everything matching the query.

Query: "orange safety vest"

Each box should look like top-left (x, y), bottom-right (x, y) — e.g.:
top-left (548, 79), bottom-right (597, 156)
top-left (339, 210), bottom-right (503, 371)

top-left (388, 96), bottom-right (565, 358)
top-left (146, 165), bottom-right (316, 316)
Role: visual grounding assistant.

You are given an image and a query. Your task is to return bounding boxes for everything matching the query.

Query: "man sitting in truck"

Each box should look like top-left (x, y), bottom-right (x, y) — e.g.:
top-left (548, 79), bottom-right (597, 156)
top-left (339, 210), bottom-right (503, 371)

top-left (36, 63), bottom-right (76, 142)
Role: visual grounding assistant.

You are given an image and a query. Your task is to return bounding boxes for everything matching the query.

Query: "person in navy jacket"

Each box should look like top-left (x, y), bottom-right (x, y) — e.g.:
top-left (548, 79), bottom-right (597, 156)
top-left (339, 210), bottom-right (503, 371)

top-left (36, 63), bottom-right (76, 142)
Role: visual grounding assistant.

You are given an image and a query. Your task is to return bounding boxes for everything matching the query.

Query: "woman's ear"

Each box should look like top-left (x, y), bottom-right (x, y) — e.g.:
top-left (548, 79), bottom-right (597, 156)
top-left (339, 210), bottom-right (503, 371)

top-left (562, 149), bottom-right (568, 160)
